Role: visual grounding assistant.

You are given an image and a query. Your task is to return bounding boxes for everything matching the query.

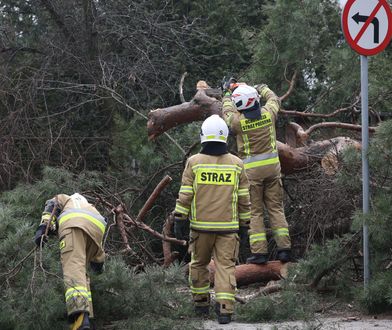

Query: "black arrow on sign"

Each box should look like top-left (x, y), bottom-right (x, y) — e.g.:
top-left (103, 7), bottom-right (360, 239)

top-left (352, 12), bottom-right (379, 43)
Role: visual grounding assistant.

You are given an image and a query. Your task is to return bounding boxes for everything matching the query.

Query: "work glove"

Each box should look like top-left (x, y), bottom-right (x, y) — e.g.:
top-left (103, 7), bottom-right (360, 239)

top-left (173, 213), bottom-right (189, 241)
top-left (90, 261), bottom-right (104, 274)
top-left (221, 76), bottom-right (238, 96)
top-left (238, 226), bottom-right (249, 245)
top-left (34, 224), bottom-right (48, 248)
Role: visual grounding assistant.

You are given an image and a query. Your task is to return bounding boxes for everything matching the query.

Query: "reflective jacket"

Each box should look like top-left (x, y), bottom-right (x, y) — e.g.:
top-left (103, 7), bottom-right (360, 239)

top-left (222, 86), bottom-right (281, 171)
top-left (40, 193), bottom-right (106, 250)
top-left (175, 153), bottom-right (251, 232)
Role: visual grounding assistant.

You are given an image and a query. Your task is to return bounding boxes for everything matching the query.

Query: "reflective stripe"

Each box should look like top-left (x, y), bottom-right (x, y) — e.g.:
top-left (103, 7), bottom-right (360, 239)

top-left (231, 169), bottom-right (239, 222)
top-left (190, 284), bottom-right (210, 294)
top-left (273, 227), bottom-right (289, 237)
top-left (216, 292), bottom-right (235, 301)
top-left (59, 209), bottom-right (106, 234)
top-left (205, 135), bottom-right (227, 141)
top-left (242, 152), bottom-right (279, 164)
top-left (179, 185), bottom-right (193, 194)
top-left (41, 213), bottom-right (51, 221)
top-left (65, 286), bottom-right (89, 302)
top-left (244, 156), bottom-right (279, 169)
top-left (190, 220), bottom-right (239, 230)
top-left (249, 233), bottom-right (267, 243)
top-left (175, 204), bottom-right (189, 215)
top-left (242, 134), bottom-right (250, 157)
top-left (192, 164), bottom-right (242, 173)
top-left (239, 212), bottom-right (251, 220)
top-left (238, 188), bottom-right (249, 197)
top-left (224, 111), bottom-right (234, 126)
top-left (41, 212), bottom-right (57, 226)
top-left (88, 291), bottom-right (92, 302)
top-left (60, 209), bottom-right (106, 223)
top-left (270, 125), bottom-right (277, 151)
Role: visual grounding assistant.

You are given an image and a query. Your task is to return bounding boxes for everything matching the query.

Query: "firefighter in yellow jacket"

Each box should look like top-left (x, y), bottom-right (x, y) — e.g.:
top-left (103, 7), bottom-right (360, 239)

top-left (34, 193), bottom-right (106, 330)
top-left (174, 114), bottom-right (251, 324)
top-left (222, 81), bottom-right (291, 264)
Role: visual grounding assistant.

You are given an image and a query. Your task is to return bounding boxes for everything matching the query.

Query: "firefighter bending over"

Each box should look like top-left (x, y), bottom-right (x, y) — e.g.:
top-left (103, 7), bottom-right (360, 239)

top-left (34, 193), bottom-right (106, 330)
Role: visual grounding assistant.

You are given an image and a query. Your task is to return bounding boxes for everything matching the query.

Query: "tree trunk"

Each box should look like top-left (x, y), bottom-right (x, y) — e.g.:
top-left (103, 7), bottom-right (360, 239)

top-left (147, 85), bottom-right (362, 175)
top-left (147, 89), bottom-right (221, 140)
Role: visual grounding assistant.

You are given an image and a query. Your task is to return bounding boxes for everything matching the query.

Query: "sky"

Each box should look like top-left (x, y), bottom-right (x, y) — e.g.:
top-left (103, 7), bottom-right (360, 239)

top-left (340, 0), bottom-right (347, 7)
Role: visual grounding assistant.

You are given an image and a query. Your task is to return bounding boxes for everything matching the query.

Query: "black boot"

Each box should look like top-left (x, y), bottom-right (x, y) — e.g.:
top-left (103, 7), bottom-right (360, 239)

top-left (218, 314), bottom-right (231, 324)
top-left (195, 305), bottom-right (209, 316)
top-left (277, 250), bottom-right (291, 263)
top-left (71, 312), bottom-right (90, 330)
top-left (215, 303), bottom-right (232, 324)
top-left (246, 253), bottom-right (268, 264)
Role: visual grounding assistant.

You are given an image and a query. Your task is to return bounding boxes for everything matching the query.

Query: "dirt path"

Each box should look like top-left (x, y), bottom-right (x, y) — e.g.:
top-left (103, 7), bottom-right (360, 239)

top-left (204, 317), bottom-right (392, 329)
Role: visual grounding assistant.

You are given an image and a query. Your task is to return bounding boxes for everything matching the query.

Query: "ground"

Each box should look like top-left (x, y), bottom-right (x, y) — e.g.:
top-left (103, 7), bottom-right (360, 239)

top-left (204, 316), bottom-right (392, 329)
top-left (198, 285), bottom-right (392, 329)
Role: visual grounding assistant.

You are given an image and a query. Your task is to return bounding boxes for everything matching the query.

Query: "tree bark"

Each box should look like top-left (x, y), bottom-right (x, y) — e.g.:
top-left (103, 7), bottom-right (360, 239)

top-left (147, 89), bottom-right (221, 140)
top-left (162, 213), bottom-right (181, 267)
top-left (208, 260), bottom-right (286, 287)
top-left (136, 175), bottom-right (172, 222)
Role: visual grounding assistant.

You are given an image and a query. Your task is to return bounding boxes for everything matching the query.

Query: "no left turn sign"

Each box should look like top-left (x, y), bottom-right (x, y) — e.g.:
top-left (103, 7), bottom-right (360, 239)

top-left (342, 0), bottom-right (392, 56)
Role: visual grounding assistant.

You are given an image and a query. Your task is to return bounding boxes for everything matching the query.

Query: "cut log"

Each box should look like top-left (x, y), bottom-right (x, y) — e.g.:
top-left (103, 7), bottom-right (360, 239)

top-left (208, 260), bottom-right (288, 287)
top-left (276, 138), bottom-right (359, 175)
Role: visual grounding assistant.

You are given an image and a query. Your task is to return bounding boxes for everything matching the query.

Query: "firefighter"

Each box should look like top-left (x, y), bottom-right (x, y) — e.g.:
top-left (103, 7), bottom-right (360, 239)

top-left (173, 114), bottom-right (251, 324)
top-left (222, 81), bottom-right (292, 265)
top-left (34, 193), bottom-right (106, 330)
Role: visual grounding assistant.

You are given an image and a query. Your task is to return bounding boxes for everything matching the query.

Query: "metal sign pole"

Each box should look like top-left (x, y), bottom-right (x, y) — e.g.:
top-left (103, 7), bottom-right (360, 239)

top-left (343, 0), bottom-right (392, 290)
top-left (361, 55), bottom-right (370, 287)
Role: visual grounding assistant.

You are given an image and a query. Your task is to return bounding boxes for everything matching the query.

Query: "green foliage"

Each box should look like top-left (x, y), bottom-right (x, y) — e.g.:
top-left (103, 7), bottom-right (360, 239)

top-left (245, 0), bottom-right (347, 111)
top-left (92, 260), bottom-right (195, 330)
top-left (237, 288), bottom-right (317, 322)
top-left (169, 0), bottom-right (269, 89)
top-left (0, 168), bottom-right (197, 329)
top-left (242, 0), bottom-right (392, 127)
top-left (316, 120), bottom-right (392, 313)
top-left (336, 146), bottom-right (362, 193)
top-left (289, 235), bottom-right (357, 300)
top-left (356, 271), bottom-right (392, 314)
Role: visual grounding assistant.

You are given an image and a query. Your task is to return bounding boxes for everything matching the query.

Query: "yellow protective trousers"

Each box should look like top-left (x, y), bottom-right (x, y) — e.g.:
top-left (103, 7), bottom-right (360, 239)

top-left (188, 231), bottom-right (239, 315)
top-left (60, 227), bottom-right (104, 318)
top-left (247, 165), bottom-right (291, 254)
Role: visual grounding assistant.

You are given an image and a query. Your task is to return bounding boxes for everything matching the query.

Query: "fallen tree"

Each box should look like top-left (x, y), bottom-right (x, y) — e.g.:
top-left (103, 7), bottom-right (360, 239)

top-left (147, 80), bottom-right (375, 175)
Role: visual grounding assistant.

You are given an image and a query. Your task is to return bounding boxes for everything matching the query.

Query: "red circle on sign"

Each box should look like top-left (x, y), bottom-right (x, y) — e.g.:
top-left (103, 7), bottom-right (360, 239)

top-left (342, 0), bottom-right (392, 56)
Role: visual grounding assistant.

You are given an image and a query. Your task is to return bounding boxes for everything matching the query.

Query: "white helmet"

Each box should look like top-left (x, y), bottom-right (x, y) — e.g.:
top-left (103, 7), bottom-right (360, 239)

top-left (200, 115), bottom-right (228, 144)
top-left (231, 85), bottom-right (260, 111)
top-left (70, 193), bottom-right (89, 208)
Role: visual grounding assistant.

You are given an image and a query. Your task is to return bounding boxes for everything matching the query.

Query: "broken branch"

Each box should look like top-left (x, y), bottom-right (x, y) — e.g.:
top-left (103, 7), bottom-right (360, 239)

top-left (136, 175), bottom-right (172, 222)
